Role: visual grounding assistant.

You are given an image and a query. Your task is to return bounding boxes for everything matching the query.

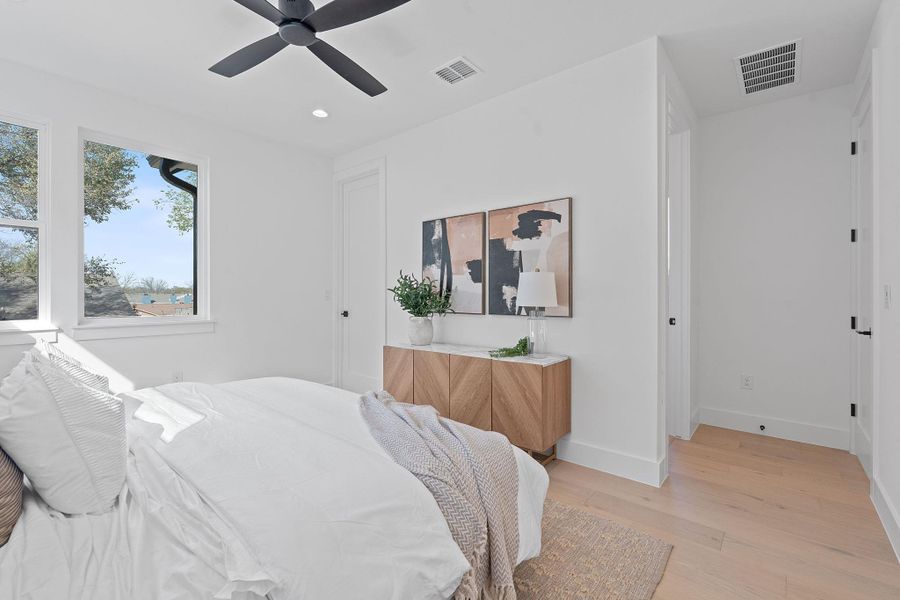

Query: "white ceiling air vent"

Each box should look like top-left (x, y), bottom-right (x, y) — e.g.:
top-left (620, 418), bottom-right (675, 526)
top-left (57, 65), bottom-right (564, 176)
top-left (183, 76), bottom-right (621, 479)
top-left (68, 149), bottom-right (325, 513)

top-left (433, 57), bottom-right (480, 85)
top-left (734, 40), bottom-right (801, 95)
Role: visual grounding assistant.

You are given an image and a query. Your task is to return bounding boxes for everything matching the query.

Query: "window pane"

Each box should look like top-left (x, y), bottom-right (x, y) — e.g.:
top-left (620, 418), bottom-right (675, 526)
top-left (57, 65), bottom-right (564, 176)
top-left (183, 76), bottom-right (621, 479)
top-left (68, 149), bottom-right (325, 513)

top-left (0, 226), bottom-right (39, 321)
top-left (0, 120), bottom-right (39, 221)
top-left (83, 141), bottom-right (196, 318)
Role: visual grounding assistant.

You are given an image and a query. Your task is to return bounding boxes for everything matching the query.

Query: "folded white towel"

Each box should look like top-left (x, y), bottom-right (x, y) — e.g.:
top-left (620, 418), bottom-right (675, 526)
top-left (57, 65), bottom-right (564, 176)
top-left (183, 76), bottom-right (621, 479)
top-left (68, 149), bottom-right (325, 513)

top-left (129, 388), bottom-right (205, 443)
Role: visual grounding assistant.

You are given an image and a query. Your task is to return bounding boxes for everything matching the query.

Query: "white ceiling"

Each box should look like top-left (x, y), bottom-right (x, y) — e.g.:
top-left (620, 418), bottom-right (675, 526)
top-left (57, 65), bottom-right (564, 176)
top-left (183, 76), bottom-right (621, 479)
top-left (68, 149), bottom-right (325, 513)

top-left (0, 0), bottom-right (882, 156)
top-left (663, 0), bottom-right (881, 117)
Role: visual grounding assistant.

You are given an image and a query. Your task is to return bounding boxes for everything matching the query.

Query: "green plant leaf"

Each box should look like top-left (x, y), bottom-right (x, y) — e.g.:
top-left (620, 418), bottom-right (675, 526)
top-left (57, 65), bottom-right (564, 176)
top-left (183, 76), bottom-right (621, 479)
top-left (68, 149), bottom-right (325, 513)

top-left (489, 337), bottom-right (530, 358)
top-left (387, 271), bottom-right (454, 318)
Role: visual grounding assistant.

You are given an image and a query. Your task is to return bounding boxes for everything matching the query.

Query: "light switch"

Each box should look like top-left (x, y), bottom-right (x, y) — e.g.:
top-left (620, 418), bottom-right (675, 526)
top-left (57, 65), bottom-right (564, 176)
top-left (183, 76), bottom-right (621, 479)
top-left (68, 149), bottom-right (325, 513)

top-left (884, 284), bottom-right (892, 309)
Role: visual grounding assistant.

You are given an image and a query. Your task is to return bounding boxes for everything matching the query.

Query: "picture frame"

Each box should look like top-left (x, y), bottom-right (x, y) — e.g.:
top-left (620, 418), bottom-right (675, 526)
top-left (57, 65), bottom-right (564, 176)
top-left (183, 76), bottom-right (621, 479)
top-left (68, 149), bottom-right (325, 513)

top-left (487, 197), bottom-right (572, 317)
top-left (422, 211), bottom-right (486, 315)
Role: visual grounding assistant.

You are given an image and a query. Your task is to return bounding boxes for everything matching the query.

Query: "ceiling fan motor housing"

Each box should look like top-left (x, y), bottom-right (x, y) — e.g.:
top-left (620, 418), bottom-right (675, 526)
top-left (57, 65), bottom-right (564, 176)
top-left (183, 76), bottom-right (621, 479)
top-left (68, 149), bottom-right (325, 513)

top-left (279, 0), bottom-right (316, 20)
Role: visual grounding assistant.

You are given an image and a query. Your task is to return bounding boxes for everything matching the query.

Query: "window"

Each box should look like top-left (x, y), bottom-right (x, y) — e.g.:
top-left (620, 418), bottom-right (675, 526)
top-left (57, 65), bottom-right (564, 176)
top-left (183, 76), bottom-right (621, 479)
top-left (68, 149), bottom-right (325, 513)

top-left (0, 117), bottom-right (46, 323)
top-left (81, 135), bottom-right (205, 321)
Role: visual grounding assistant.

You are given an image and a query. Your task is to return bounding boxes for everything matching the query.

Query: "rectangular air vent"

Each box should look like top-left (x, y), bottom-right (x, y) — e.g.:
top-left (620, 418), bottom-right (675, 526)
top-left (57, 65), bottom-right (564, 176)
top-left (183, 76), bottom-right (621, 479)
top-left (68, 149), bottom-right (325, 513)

top-left (433, 57), bottom-right (480, 85)
top-left (734, 40), bottom-right (801, 95)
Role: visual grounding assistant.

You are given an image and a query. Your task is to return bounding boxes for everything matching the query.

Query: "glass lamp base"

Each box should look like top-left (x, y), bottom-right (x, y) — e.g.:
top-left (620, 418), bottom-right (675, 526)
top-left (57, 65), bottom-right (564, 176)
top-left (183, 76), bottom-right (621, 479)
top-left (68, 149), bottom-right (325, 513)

top-left (527, 308), bottom-right (548, 356)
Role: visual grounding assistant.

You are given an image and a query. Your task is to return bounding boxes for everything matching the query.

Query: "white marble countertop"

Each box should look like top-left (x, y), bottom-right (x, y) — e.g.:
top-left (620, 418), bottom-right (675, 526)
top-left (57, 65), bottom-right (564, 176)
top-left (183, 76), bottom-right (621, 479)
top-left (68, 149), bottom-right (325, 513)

top-left (387, 341), bottom-right (569, 367)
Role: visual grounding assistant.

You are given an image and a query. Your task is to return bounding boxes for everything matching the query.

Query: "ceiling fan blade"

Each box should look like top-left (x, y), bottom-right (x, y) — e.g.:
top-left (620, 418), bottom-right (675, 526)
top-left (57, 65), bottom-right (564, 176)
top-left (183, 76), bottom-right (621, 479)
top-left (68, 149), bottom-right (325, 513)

top-left (307, 40), bottom-right (387, 96)
top-left (303, 0), bottom-right (412, 32)
top-left (232, 0), bottom-right (287, 25)
top-left (210, 34), bottom-right (289, 77)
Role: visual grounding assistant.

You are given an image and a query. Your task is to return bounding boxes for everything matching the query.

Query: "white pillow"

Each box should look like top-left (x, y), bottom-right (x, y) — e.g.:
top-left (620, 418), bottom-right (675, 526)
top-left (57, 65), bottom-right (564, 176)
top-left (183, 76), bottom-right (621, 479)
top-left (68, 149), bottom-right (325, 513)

top-left (40, 340), bottom-right (83, 367)
top-left (0, 350), bottom-right (125, 514)
top-left (39, 341), bottom-right (110, 394)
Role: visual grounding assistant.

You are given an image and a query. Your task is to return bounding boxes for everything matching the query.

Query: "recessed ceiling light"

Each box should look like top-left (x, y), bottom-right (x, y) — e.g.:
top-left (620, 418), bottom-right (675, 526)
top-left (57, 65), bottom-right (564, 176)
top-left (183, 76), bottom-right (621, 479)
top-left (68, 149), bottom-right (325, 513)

top-left (312, 109), bottom-right (329, 119)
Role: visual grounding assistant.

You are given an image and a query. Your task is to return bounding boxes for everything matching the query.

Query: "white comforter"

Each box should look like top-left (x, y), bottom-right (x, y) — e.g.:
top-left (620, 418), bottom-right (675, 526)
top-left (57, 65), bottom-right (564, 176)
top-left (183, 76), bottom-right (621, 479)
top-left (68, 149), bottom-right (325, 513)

top-left (0, 377), bottom-right (549, 600)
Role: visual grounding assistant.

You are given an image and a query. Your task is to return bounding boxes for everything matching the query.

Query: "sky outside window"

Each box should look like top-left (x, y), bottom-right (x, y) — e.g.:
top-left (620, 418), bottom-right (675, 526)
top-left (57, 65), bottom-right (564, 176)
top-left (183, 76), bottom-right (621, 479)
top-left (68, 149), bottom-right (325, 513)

top-left (84, 150), bottom-right (194, 287)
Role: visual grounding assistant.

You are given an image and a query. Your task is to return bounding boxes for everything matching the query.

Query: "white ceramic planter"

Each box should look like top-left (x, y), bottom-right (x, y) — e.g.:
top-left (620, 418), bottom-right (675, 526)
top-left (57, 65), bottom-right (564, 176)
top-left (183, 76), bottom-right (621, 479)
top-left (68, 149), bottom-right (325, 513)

top-left (408, 316), bottom-right (434, 346)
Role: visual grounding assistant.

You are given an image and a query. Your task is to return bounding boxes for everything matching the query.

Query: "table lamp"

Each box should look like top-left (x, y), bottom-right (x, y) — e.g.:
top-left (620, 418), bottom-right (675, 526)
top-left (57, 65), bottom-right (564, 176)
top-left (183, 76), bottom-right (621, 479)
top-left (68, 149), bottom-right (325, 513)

top-left (516, 269), bottom-right (558, 356)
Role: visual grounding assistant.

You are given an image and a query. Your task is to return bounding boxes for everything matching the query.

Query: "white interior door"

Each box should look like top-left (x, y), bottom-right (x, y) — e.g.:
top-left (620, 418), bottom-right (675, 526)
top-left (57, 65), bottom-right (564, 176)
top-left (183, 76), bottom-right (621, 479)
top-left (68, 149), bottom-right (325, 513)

top-left (336, 166), bottom-right (384, 393)
top-left (851, 89), bottom-right (874, 476)
top-left (666, 130), bottom-right (692, 440)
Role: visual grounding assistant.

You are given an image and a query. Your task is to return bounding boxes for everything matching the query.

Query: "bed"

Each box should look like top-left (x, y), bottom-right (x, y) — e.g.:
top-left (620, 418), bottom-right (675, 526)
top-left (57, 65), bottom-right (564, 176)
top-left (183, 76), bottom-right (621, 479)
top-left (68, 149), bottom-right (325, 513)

top-left (0, 375), bottom-right (549, 600)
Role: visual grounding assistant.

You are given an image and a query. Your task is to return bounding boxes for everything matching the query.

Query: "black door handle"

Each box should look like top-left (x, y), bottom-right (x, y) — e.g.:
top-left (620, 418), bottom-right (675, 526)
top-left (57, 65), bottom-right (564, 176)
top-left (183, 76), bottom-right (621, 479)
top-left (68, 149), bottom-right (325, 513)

top-left (858, 329), bottom-right (872, 337)
top-left (341, 310), bottom-right (350, 318)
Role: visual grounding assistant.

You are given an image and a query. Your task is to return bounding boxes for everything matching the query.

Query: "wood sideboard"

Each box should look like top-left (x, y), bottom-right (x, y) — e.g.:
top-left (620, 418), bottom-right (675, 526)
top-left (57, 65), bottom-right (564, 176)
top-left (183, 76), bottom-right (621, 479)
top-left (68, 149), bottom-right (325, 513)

top-left (383, 343), bottom-right (571, 461)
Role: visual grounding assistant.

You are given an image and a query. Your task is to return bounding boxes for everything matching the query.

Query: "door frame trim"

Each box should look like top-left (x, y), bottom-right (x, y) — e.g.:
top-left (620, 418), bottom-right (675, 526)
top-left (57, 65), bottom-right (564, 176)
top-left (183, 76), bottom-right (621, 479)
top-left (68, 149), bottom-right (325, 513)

top-left (870, 49), bottom-right (882, 485)
top-left (332, 158), bottom-right (386, 389)
top-left (849, 53), bottom-right (878, 475)
top-left (662, 75), bottom-right (694, 445)
top-left (666, 129), bottom-right (693, 441)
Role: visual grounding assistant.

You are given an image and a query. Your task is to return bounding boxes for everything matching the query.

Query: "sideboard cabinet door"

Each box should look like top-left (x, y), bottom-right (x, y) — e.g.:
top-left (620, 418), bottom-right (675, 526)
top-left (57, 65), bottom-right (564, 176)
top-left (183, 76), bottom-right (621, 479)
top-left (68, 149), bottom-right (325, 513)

top-left (414, 351), bottom-right (450, 417)
top-left (383, 346), bottom-right (414, 403)
top-left (449, 355), bottom-right (492, 430)
top-left (491, 361), bottom-right (544, 451)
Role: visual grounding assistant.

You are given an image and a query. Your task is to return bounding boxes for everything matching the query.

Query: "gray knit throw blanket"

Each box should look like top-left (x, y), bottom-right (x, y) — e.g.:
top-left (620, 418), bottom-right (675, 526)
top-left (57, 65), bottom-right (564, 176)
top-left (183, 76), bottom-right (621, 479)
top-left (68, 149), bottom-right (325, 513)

top-left (360, 391), bottom-right (519, 600)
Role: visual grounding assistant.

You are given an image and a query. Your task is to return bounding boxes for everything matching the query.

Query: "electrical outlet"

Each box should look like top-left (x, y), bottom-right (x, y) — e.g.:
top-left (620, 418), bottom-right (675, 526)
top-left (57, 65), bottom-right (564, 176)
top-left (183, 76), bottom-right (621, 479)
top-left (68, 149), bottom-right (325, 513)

top-left (173, 371), bottom-right (184, 383)
top-left (740, 374), bottom-right (754, 390)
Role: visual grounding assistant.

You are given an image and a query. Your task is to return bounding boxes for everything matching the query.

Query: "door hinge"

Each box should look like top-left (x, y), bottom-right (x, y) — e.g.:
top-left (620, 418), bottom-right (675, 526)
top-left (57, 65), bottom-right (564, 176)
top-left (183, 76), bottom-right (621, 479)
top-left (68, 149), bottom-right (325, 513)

top-left (851, 316), bottom-right (857, 330)
top-left (851, 403), bottom-right (857, 417)
top-left (851, 228), bottom-right (857, 243)
top-left (851, 141), bottom-right (858, 156)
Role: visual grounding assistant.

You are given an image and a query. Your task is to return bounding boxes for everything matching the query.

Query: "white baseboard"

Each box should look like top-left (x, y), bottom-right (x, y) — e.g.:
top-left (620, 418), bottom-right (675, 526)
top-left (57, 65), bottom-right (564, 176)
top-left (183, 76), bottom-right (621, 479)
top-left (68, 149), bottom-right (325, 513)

top-left (697, 407), bottom-right (849, 450)
top-left (853, 419), bottom-right (874, 478)
top-left (657, 452), bottom-right (669, 486)
top-left (558, 439), bottom-right (665, 487)
top-left (690, 407), bottom-right (701, 439)
top-left (872, 478), bottom-right (900, 563)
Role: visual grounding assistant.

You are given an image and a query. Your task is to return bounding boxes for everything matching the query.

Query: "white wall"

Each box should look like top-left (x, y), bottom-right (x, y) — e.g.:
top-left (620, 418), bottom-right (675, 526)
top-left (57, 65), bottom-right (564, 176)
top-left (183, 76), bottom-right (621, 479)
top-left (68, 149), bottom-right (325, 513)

top-left (694, 86), bottom-right (854, 449)
top-left (0, 59), bottom-right (334, 389)
top-left (335, 39), bottom-right (667, 485)
top-left (858, 0), bottom-right (900, 561)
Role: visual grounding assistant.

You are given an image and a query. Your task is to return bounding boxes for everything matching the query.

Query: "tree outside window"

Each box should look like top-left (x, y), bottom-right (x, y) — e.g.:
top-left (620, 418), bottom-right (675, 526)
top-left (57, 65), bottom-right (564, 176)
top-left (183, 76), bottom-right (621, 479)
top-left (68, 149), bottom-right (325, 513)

top-left (1, 122), bottom-right (200, 322)
top-left (82, 139), bottom-right (197, 318)
top-left (0, 119), bottom-right (41, 321)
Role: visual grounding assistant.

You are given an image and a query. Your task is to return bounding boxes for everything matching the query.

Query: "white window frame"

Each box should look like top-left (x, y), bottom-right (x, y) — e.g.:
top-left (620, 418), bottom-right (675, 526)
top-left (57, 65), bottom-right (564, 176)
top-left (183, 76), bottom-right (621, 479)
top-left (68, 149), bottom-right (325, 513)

top-left (0, 111), bottom-right (54, 340)
top-left (73, 129), bottom-right (212, 340)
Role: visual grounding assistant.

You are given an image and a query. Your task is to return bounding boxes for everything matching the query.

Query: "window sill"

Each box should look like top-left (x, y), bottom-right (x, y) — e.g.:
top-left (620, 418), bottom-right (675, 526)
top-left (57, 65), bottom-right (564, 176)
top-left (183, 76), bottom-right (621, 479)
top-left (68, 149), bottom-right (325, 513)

top-left (71, 319), bottom-right (215, 341)
top-left (0, 323), bottom-right (59, 346)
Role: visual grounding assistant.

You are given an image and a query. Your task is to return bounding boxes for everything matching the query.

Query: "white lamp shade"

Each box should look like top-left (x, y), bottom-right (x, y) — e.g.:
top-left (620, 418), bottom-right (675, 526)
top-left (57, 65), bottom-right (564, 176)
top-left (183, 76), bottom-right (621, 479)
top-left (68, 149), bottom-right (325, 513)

top-left (516, 271), bottom-right (559, 308)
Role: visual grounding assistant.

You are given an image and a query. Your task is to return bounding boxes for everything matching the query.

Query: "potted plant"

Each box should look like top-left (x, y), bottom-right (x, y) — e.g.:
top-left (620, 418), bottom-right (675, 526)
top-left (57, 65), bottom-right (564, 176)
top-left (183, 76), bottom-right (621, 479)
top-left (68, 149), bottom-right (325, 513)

top-left (388, 271), bottom-right (453, 345)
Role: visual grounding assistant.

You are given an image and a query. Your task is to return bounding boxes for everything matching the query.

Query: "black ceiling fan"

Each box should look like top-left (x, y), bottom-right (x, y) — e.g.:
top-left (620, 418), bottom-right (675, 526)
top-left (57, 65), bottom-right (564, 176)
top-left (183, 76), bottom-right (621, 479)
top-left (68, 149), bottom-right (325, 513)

top-left (210, 0), bottom-right (412, 96)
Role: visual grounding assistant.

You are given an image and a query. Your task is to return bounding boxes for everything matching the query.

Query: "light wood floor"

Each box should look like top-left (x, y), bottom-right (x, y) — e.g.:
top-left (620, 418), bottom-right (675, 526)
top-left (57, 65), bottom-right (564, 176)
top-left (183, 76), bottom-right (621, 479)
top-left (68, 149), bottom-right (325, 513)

top-left (546, 425), bottom-right (900, 599)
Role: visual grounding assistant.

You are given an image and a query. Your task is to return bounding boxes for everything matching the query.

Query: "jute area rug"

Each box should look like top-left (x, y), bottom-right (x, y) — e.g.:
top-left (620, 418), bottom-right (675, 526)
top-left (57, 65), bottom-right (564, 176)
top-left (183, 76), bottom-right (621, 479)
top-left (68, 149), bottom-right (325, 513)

top-left (514, 499), bottom-right (672, 600)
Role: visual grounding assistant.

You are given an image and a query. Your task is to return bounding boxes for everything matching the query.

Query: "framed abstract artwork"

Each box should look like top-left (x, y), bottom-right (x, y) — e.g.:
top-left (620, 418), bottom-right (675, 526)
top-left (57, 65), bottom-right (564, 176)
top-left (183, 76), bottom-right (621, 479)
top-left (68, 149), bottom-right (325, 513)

top-left (488, 197), bottom-right (572, 317)
top-left (422, 212), bottom-right (486, 315)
